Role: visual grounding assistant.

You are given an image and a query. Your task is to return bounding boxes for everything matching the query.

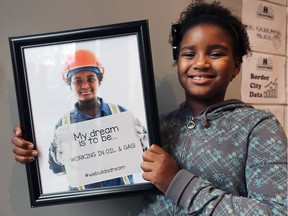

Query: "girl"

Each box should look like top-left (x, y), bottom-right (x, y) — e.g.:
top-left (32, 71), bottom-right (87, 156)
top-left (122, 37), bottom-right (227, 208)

top-left (49, 49), bottom-right (133, 189)
top-left (140, 1), bottom-right (287, 215)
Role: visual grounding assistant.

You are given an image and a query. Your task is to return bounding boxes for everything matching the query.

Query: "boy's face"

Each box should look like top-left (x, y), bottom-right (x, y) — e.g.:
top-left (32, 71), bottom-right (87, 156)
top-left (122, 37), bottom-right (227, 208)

top-left (70, 71), bottom-right (100, 102)
top-left (177, 23), bottom-right (240, 103)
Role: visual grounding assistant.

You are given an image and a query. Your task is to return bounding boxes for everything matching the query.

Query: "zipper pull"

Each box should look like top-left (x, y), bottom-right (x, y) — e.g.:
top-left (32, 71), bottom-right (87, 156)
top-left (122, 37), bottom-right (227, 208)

top-left (187, 117), bottom-right (196, 129)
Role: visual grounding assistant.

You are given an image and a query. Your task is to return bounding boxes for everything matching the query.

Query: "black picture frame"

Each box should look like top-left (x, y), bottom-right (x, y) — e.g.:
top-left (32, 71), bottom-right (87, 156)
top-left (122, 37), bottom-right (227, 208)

top-left (9, 20), bottom-right (159, 207)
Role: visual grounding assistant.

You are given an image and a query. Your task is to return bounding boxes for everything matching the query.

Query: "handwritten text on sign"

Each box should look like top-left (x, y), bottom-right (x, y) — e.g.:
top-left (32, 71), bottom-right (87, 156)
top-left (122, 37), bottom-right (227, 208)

top-left (55, 111), bottom-right (143, 187)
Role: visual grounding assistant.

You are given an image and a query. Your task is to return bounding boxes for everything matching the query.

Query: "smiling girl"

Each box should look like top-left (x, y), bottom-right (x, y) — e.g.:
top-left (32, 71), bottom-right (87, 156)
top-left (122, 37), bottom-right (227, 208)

top-left (140, 1), bottom-right (287, 215)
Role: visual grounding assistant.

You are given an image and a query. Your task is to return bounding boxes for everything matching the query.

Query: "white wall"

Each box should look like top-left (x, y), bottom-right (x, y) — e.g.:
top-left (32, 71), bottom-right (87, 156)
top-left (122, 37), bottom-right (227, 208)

top-left (0, 0), bottom-right (242, 215)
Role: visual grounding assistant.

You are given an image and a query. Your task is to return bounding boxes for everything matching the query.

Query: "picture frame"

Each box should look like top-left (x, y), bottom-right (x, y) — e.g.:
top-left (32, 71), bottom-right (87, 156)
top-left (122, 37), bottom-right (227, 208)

top-left (9, 20), bottom-right (160, 207)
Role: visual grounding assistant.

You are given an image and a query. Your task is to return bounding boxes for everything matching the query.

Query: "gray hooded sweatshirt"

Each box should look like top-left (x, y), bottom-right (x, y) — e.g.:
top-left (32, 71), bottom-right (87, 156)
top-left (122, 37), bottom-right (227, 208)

top-left (140, 99), bottom-right (287, 215)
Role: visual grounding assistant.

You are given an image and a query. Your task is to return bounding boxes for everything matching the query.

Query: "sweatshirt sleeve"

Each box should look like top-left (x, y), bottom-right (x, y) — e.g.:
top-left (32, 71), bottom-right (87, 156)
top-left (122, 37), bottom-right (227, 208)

top-left (166, 116), bottom-right (288, 215)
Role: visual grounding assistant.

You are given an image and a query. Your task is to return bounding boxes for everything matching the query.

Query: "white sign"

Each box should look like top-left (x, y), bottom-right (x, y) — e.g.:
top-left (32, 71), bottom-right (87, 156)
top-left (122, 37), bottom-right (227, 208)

top-left (55, 111), bottom-right (144, 187)
top-left (242, 0), bottom-right (287, 55)
top-left (241, 52), bottom-right (286, 104)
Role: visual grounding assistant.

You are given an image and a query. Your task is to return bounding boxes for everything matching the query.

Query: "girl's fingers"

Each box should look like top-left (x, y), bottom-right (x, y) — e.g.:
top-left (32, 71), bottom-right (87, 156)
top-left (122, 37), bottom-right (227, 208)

top-left (142, 144), bottom-right (166, 162)
top-left (12, 146), bottom-right (37, 157)
top-left (13, 125), bottom-right (22, 137)
top-left (13, 146), bottom-right (38, 163)
top-left (140, 160), bottom-right (153, 172)
top-left (11, 136), bottom-right (34, 149)
top-left (15, 155), bottom-right (36, 163)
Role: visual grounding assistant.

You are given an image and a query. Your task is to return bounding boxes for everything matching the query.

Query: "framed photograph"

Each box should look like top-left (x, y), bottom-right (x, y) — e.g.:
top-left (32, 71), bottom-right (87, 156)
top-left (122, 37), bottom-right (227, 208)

top-left (9, 20), bottom-right (160, 207)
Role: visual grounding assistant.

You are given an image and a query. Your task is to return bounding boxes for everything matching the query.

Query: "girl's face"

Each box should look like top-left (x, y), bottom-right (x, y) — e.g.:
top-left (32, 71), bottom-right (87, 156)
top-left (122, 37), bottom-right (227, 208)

top-left (70, 71), bottom-right (100, 102)
top-left (177, 23), bottom-right (240, 103)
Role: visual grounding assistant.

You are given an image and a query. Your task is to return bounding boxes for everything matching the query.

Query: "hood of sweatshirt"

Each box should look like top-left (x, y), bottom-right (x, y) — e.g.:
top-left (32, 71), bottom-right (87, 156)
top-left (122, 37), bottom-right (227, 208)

top-left (175, 99), bottom-right (253, 128)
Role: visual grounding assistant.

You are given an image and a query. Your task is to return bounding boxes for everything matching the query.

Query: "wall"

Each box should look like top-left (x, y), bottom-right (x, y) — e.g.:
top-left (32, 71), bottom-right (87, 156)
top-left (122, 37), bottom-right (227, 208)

top-left (0, 0), bottom-right (241, 215)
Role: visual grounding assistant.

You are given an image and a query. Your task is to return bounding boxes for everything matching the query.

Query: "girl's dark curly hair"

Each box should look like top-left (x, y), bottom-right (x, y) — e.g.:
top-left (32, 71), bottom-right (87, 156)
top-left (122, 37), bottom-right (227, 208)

top-left (170, 0), bottom-right (251, 62)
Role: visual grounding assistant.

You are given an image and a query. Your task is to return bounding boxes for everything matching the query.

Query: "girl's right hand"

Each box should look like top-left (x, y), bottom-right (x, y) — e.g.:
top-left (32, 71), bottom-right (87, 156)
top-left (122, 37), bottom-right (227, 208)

top-left (11, 125), bottom-right (38, 163)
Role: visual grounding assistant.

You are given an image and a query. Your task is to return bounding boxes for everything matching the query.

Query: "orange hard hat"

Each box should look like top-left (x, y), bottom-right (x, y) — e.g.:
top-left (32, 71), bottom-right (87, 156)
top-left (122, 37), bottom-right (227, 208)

top-left (62, 49), bottom-right (104, 83)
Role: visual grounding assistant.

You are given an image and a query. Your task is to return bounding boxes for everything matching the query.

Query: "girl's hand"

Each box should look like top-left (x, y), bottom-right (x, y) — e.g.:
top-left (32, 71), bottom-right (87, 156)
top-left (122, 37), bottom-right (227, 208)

top-left (11, 125), bottom-right (38, 163)
top-left (141, 144), bottom-right (179, 193)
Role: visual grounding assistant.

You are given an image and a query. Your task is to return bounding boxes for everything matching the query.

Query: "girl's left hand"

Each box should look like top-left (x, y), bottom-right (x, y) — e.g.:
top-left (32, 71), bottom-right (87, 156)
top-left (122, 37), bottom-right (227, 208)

top-left (141, 144), bottom-right (179, 193)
